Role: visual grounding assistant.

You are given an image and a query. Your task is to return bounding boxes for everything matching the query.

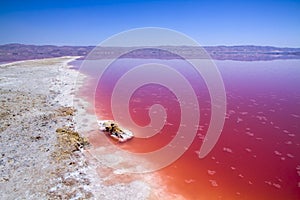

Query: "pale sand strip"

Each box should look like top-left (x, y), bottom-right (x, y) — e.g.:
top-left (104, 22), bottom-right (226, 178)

top-left (0, 57), bottom-right (93, 199)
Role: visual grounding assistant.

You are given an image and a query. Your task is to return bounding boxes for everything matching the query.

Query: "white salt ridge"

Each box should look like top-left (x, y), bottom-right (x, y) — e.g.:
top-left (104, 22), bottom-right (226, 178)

top-left (225, 114), bottom-right (230, 119)
top-left (276, 178), bottom-right (283, 182)
top-left (288, 133), bottom-right (295, 137)
top-left (283, 130), bottom-right (290, 134)
top-left (184, 179), bottom-right (195, 184)
top-left (274, 150), bottom-right (282, 156)
top-left (207, 170), bottom-right (216, 175)
top-left (209, 180), bottom-right (218, 187)
top-left (223, 147), bottom-right (233, 153)
top-left (237, 117), bottom-right (243, 123)
top-left (265, 181), bottom-right (272, 186)
top-left (285, 141), bottom-right (292, 145)
top-left (197, 133), bottom-right (205, 140)
top-left (197, 125), bottom-right (204, 131)
top-left (273, 183), bottom-right (281, 189)
top-left (228, 110), bottom-right (236, 115)
top-left (245, 148), bottom-right (252, 152)
top-left (165, 122), bottom-right (174, 126)
top-left (246, 132), bottom-right (254, 137)
top-left (113, 169), bottom-right (128, 175)
top-left (132, 108), bottom-right (137, 113)
top-left (132, 98), bottom-right (141, 103)
top-left (256, 115), bottom-right (267, 121)
top-left (286, 153), bottom-right (294, 158)
top-left (264, 181), bottom-right (281, 189)
top-left (291, 114), bottom-right (300, 118)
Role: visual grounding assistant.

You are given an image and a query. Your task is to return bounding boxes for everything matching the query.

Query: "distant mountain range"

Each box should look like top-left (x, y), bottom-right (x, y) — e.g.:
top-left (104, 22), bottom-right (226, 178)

top-left (1, 43), bottom-right (300, 62)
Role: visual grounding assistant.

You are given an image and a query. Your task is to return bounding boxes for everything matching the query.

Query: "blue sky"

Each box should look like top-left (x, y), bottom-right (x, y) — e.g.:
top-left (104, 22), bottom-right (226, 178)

top-left (0, 0), bottom-right (299, 47)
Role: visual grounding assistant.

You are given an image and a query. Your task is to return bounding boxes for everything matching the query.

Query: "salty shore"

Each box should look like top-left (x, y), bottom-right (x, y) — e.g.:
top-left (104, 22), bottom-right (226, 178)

top-left (0, 56), bottom-right (181, 200)
top-left (0, 57), bottom-right (94, 199)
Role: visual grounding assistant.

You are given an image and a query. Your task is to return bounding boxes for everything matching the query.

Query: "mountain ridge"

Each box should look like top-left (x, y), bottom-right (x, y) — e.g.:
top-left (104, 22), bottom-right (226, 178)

top-left (1, 43), bottom-right (300, 62)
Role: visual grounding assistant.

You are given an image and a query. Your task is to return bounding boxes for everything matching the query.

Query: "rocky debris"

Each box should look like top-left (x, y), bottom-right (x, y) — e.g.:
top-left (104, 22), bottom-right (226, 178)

top-left (56, 107), bottom-right (76, 117)
top-left (54, 127), bottom-right (89, 157)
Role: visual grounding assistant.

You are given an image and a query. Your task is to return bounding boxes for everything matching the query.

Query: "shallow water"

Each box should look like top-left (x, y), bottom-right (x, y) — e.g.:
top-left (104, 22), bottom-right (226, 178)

top-left (75, 58), bottom-right (300, 199)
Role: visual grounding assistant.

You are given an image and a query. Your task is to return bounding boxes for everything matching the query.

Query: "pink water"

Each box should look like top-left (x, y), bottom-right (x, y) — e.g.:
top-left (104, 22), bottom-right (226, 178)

top-left (75, 58), bottom-right (300, 199)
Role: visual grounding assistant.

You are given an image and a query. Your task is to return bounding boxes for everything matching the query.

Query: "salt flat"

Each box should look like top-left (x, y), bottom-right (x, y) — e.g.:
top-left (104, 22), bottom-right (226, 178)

top-left (0, 57), bottom-right (93, 199)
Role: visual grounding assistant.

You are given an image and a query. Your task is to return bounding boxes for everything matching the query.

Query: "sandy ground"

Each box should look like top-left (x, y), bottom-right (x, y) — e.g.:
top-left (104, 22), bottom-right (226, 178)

top-left (0, 57), bottom-right (184, 200)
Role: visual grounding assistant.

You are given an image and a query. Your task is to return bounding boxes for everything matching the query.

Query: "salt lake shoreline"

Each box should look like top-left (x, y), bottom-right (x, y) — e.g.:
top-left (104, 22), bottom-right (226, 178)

top-left (0, 56), bottom-right (183, 200)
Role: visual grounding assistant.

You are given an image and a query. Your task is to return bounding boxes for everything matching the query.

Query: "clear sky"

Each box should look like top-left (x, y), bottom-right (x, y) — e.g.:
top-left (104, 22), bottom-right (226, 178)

top-left (0, 0), bottom-right (299, 47)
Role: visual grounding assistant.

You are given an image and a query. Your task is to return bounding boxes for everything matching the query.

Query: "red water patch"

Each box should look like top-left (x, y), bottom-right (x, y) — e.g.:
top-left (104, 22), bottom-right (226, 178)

top-left (78, 58), bottom-right (300, 199)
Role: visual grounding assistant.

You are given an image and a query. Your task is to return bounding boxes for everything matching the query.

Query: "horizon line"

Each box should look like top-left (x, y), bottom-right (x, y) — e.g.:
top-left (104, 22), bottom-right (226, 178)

top-left (1, 43), bottom-right (300, 49)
